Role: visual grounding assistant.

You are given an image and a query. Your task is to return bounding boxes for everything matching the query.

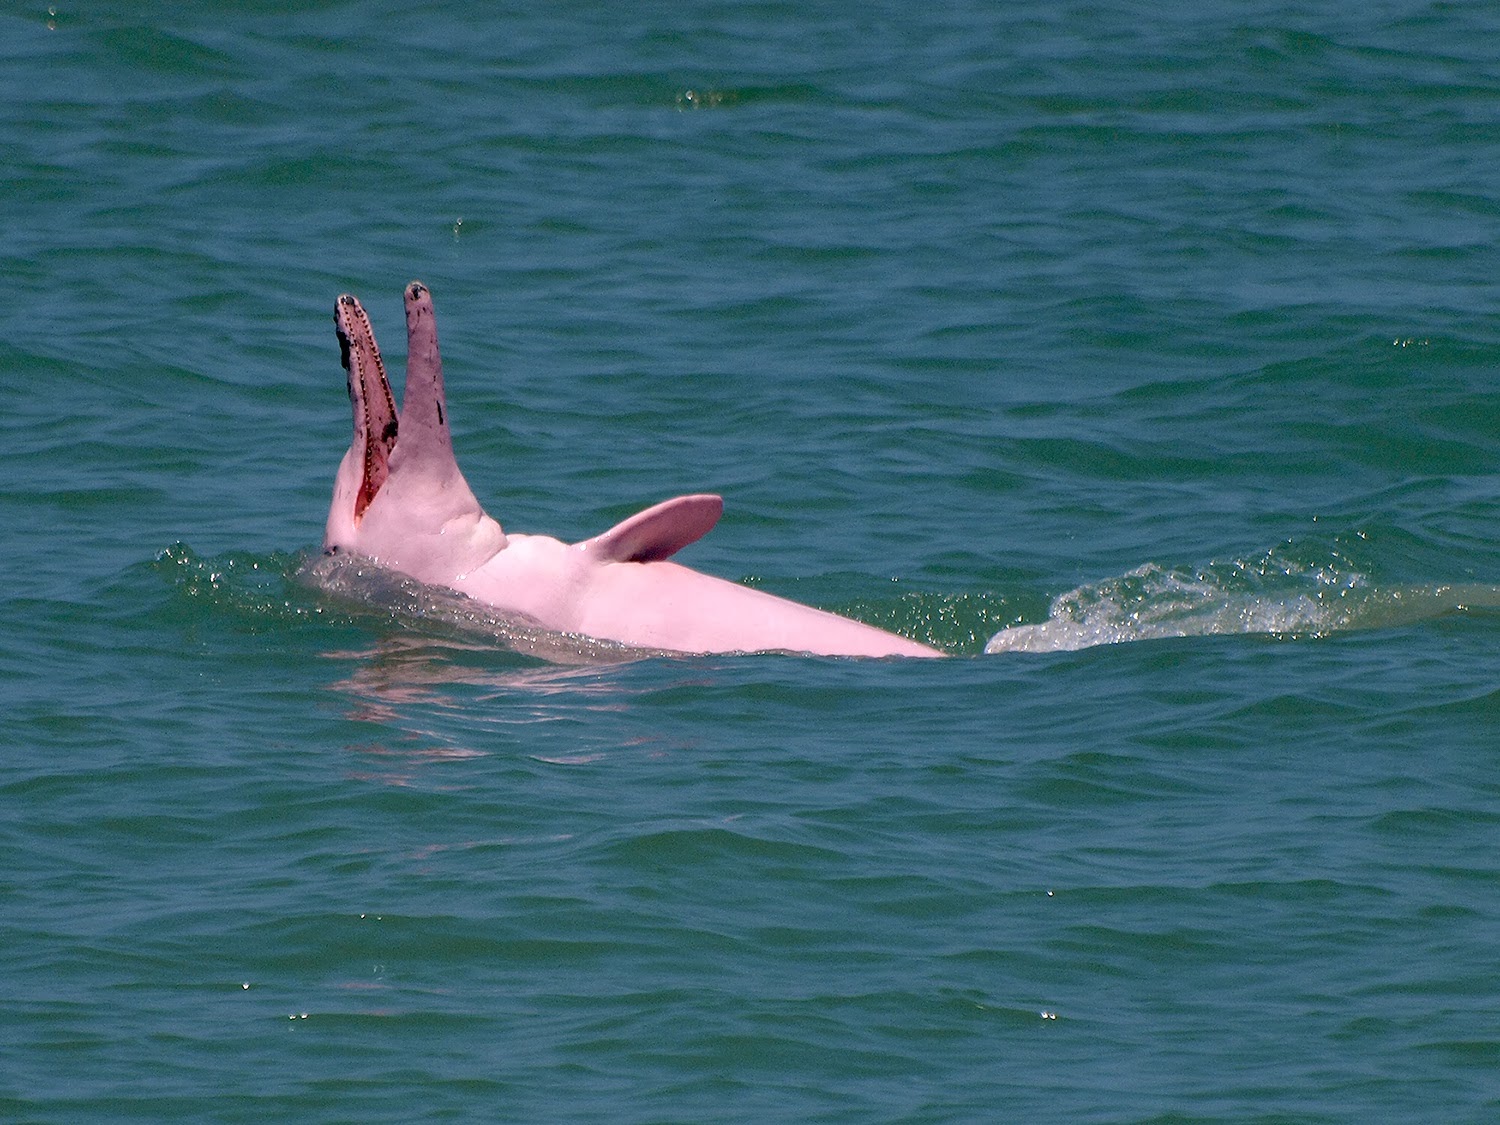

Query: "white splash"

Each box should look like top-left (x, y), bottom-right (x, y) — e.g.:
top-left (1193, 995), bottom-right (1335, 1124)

top-left (985, 555), bottom-right (1500, 654)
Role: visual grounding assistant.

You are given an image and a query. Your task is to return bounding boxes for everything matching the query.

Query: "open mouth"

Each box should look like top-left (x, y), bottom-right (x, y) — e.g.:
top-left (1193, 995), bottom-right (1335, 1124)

top-left (334, 293), bottom-right (399, 521)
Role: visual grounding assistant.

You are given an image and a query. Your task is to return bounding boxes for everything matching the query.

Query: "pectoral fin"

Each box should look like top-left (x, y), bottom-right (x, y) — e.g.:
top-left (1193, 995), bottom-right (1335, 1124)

top-left (584, 494), bottom-right (724, 562)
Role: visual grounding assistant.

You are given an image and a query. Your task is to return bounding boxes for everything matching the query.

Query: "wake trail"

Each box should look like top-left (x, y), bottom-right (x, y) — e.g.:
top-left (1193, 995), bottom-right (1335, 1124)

top-left (986, 555), bottom-right (1500, 654)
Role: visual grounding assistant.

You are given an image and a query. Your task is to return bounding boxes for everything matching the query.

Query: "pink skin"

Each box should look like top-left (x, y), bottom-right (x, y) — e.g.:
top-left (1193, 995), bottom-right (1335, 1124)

top-left (325, 283), bottom-right (944, 658)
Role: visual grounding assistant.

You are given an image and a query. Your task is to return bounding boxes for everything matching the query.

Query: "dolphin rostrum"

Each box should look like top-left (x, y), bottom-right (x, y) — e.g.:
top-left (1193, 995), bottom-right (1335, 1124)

top-left (323, 282), bottom-right (944, 658)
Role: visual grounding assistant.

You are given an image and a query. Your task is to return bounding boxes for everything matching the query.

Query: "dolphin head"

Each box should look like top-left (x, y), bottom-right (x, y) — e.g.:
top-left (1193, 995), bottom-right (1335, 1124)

top-left (324, 282), bottom-right (507, 582)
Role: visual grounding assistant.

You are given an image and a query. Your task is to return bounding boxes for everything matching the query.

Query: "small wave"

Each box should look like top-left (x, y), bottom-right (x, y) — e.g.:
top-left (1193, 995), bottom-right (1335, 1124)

top-left (295, 551), bottom-right (656, 665)
top-left (158, 545), bottom-right (980, 662)
top-left (985, 548), bottom-right (1500, 654)
top-left (154, 543), bottom-right (646, 664)
top-left (153, 542), bottom-right (322, 626)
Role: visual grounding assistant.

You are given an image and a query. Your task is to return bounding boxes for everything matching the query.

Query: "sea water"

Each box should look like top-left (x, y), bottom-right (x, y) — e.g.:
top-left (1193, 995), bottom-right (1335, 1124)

top-left (4, 2), bottom-right (1500, 1120)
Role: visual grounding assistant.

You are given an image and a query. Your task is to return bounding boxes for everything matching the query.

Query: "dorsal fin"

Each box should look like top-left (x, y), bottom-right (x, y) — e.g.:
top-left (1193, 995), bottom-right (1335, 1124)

top-left (583, 494), bottom-right (724, 563)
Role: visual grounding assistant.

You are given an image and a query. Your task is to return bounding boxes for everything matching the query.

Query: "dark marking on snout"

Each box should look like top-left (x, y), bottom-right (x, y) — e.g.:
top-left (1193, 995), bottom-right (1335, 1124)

top-left (382, 419), bottom-right (398, 443)
top-left (436, 400), bottom-right (444, 425)
top-left (335, 294), bottom-right (360, 372)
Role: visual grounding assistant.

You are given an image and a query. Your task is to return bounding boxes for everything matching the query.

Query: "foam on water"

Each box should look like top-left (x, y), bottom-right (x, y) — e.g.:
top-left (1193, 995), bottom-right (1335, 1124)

top-left (987, 544), bottom-right (1500, 653)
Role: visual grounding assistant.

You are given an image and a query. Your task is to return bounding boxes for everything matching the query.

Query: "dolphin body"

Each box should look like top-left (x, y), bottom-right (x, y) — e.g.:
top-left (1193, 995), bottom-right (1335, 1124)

top-left (323, 282), bottom-right (943, 658)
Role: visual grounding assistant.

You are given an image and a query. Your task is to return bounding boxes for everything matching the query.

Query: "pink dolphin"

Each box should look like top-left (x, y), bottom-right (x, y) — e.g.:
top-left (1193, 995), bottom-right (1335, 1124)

top-left (323, 282), bottom-right (944, 658)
